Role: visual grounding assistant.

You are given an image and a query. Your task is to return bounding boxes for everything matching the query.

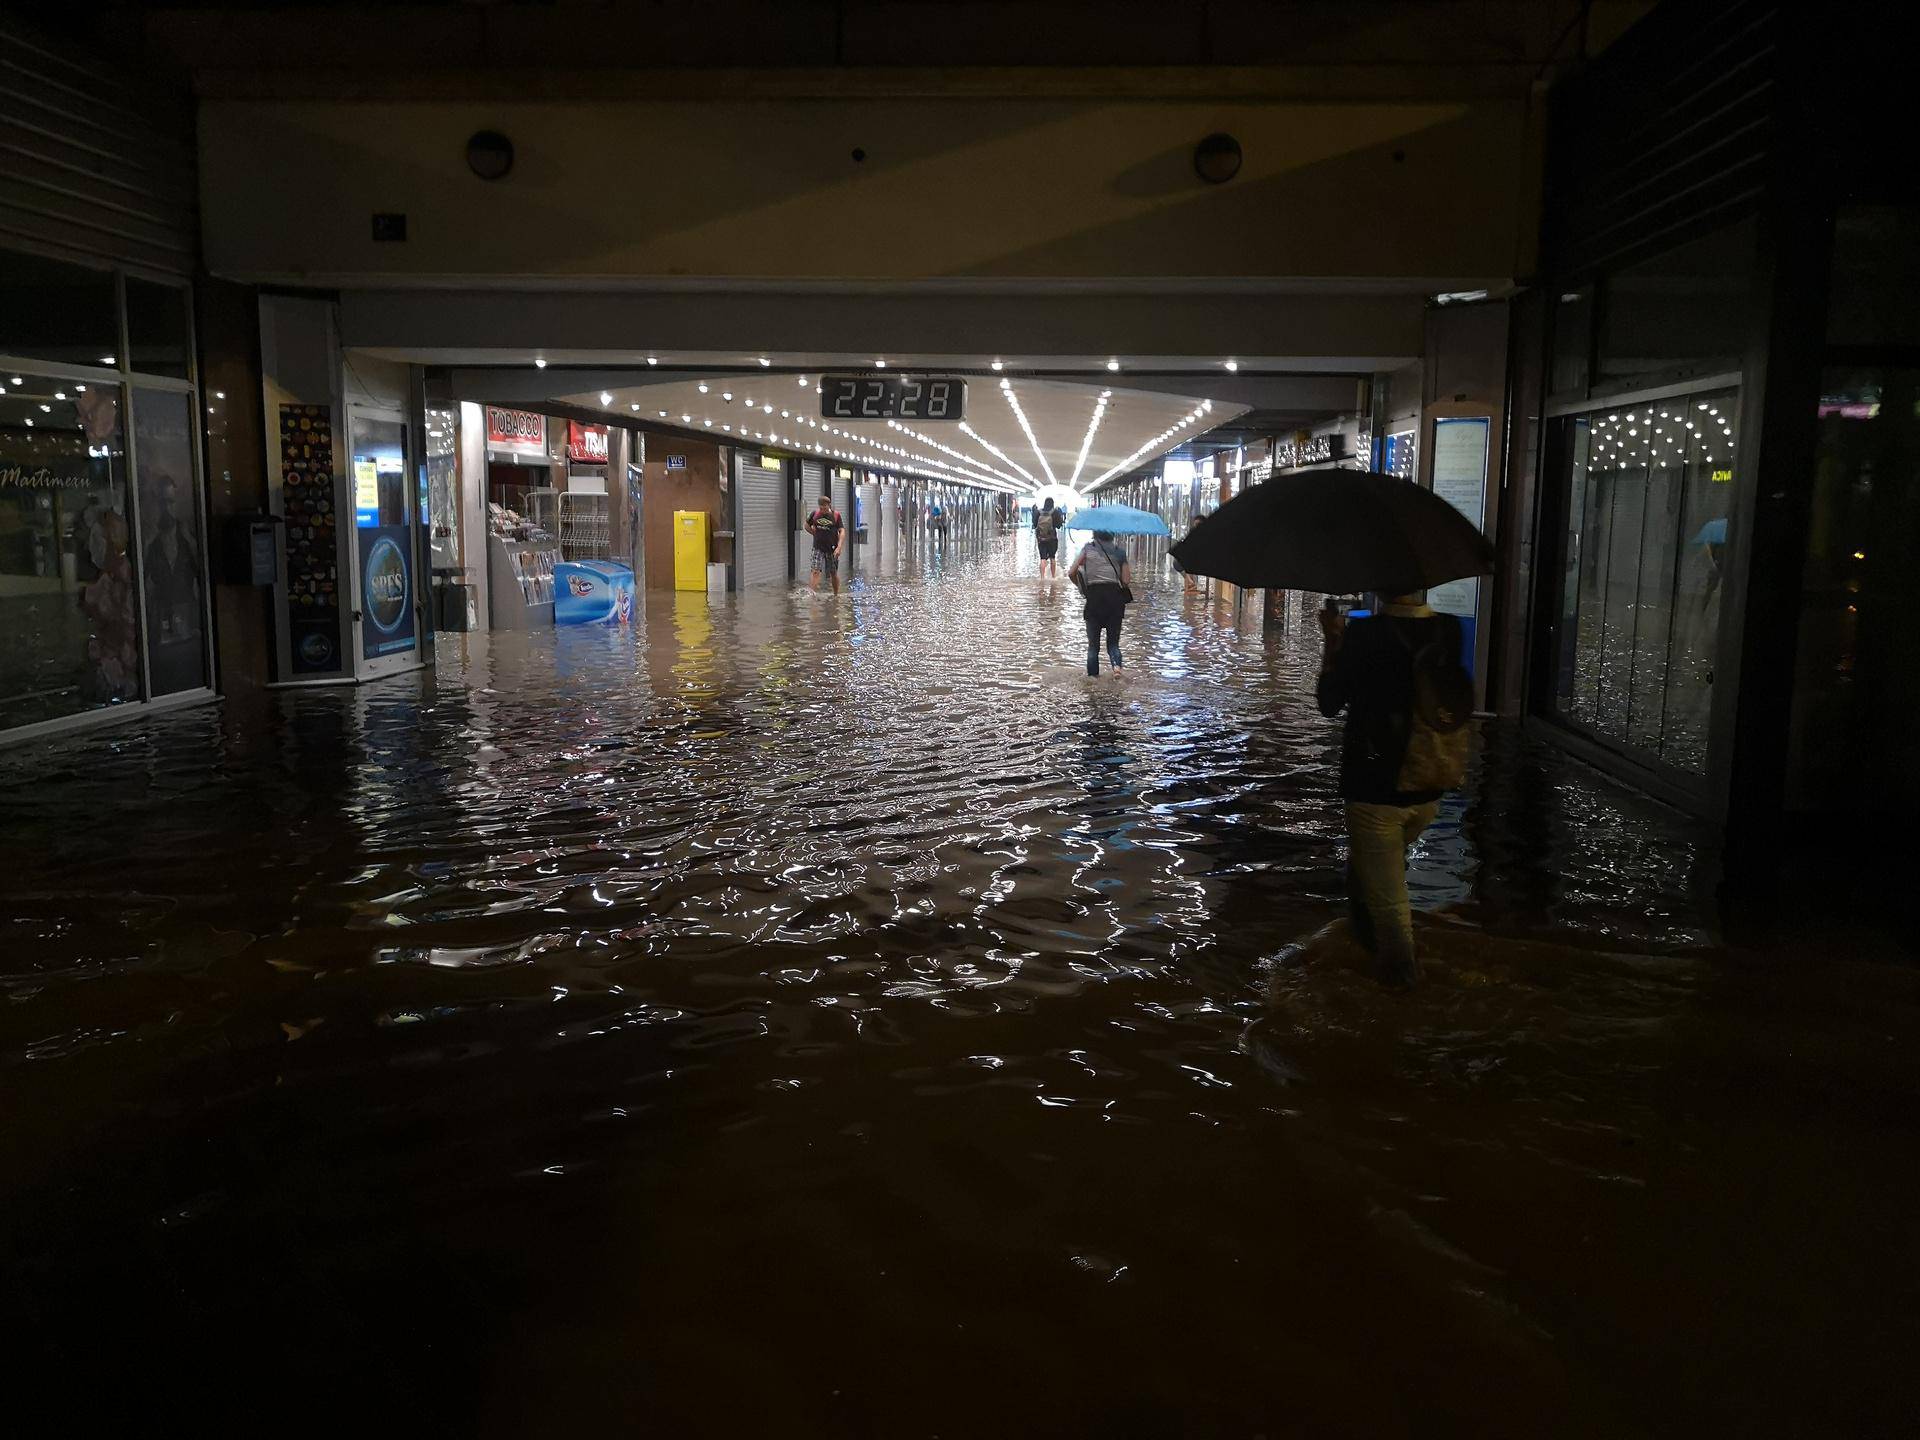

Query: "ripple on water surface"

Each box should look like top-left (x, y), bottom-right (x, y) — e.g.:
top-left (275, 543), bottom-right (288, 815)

top-left (9, 534), bottom-right (1914, 1438)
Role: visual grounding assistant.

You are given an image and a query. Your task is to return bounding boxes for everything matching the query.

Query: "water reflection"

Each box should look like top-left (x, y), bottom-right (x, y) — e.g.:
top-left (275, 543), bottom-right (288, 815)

top-left (3, 531), bottom-right (1914, 1436)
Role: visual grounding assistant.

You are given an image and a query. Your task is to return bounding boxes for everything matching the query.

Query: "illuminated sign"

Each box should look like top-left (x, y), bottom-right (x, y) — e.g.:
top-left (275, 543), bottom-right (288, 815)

top-left (485, 407), bottom-right (546, 456)
top-left (1711, 468), bottom-right (1733, 484)
top-left (567, 422), bottom-right (608, 464)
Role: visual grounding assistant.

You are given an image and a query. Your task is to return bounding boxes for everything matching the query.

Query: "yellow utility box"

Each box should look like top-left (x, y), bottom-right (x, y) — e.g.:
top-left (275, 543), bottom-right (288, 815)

top-left (673, 510), bottom-right (710, 592)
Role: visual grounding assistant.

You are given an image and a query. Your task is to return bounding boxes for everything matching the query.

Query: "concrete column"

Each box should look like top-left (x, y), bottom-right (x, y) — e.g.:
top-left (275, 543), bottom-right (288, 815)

top-left (457, 401), bottom-right (488, 627)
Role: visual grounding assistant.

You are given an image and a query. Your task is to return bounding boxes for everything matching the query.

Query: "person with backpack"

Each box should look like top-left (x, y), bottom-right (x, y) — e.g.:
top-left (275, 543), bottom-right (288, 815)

top-left (1315, 592), bottom-right (1473, 988)
top-left (804, 493), bottom-right (845, 595)
top-left (1032, 497), bottom-right (1065, 578)
top-left (1067, 529), bottom-right (1133, 676)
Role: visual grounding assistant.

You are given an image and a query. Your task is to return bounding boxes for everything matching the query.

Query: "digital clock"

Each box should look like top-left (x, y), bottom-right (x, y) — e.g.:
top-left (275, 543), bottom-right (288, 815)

top-left (819, 375), bottom-right (967, 422)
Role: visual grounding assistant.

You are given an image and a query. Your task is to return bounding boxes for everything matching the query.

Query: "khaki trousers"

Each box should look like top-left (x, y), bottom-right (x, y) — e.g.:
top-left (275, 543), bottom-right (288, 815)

top-left (1344, 800), bottom-right (1440, 979)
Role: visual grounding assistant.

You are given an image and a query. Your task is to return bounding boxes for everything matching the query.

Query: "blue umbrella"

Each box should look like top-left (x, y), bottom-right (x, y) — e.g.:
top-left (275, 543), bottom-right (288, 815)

top-left (1063, 503), bottom-right (1170, 538)
top-left (1692, 517), bottom-right (1727, 547)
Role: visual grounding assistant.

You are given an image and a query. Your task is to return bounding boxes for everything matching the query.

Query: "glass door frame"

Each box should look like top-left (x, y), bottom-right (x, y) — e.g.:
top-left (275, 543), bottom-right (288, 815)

top-left (346, 401), bottom-right (423, 680)
top-left (1529, 371), bottom-right (1744, 810)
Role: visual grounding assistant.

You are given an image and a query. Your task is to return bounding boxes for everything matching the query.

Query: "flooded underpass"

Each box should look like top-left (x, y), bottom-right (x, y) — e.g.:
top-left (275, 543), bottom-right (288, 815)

top-left (5, 534), bottom-right (1917, 1438)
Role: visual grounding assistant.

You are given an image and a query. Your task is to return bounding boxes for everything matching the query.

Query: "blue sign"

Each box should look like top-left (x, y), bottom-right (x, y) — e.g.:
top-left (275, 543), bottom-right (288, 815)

top-left (356, 524), bottom-right (416, 658)
top-left (665, 454), bottom-right (688, 471)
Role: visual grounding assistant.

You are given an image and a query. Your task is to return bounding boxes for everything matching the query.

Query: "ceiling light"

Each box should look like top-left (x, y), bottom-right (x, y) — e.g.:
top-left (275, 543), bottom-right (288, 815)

top-left (763, 405), bottom-right (773, 413)
top-left (534, 357), bottom-right (547, 368)
top-left (658, 409), bottom-right (668, 417)
top-left (875, 359), bottom-right (887, 368)
top-left (647, 357), bottom-right (658, 366)
top-left (998, 382), bottom-right (1057, 488)
top-left (758, 357), bottom-right (771, 367)
top-left (680, 413), bottom-right (691, 422)
top-left (704, 419), bottom-right (713, 427)
top-left (697, 383), bottom-right (709, 393)
top-left (1224, 360), bottom-right (1238, 372)
top-left (1106, 359), bottom-right (1120, 372)
top-left (797, 375), bottom-right (808, 388)
top-left (990, 360), bottom-right (1004, 372)
top-left (631, 403), bottom-right (641, 411)
top-left (600, 392), bottom-right (613, 406)
top-left (99, 356), bottom-right (116, 365)
top-left (54, 391), bottom-right (66, 400)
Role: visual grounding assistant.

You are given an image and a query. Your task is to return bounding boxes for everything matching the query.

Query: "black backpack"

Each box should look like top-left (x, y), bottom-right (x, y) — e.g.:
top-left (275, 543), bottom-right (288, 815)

top-left (1394, 616), bottom-right (1474, 793)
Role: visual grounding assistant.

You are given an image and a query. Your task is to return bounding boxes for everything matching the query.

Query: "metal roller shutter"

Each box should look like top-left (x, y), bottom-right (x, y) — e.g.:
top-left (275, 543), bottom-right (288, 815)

top-left (1546, 0), bottom-right (1781, 279)
top-left (796, 458), bottom-right (826, 576)
top-left (0, 15), bottom-right (198, 276)
top-left (833, 470), bottom-right (854, 552)
top-left (735, 450), bottom-right (786, 587)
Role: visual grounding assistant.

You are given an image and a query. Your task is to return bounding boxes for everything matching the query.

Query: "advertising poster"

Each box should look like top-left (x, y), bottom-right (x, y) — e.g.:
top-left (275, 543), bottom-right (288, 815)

top-left (1427, 416), bottom-right (1490, 674)
top-left (279, 403), bottom-right (341, 674)
top-left (356, 523), bottom-right (416, 659)
top-left (353, 457), bottom-right (379, 526)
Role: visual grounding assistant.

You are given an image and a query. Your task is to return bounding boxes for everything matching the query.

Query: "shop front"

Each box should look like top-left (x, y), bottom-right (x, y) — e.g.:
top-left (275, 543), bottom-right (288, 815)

top-left (1, 250), bottom-right (213, 743)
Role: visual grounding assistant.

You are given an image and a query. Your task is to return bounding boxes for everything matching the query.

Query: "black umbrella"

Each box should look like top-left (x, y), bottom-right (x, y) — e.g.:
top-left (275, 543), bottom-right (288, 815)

top-left (1170, 468), bottom-right (1493, 594)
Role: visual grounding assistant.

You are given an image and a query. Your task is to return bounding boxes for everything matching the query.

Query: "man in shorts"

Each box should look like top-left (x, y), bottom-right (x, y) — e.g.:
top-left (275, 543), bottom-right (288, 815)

top-left (805, 493), bottom-right (845, 595)
top-left (1032, 497), bottom-right (1064, 579)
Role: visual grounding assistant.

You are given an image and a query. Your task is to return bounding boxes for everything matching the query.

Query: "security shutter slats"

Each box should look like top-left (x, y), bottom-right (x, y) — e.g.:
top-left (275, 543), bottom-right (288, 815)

top-left (1547, 0), bottom-right (1781, 279)
top-left (796, 458), bottom-right (825, 576)
top-left (735, 451), bottom-right (786, 586)
top-left (0, 17), bottom-right (198, 276)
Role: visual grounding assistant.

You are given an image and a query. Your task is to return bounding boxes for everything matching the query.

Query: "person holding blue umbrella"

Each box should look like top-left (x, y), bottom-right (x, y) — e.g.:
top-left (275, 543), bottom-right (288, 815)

top-left (1064, 504), bottom-right (1166, 674)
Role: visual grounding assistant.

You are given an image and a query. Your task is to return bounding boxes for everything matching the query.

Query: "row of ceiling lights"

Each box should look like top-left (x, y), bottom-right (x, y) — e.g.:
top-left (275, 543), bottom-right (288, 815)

top-left (1086, 400), bottom-right (1215, 488)
top-left (580, 371), bottom-right (1219, 494)
top-left (596, 381), bottom-right (1019, 492)
top-left (536, 355), bottom-right (1244, 373)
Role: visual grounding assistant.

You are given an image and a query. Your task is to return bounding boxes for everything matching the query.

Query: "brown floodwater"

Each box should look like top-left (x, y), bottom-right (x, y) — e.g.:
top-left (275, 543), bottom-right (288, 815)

top-left (3, 531), bottom-right (1916, 1437)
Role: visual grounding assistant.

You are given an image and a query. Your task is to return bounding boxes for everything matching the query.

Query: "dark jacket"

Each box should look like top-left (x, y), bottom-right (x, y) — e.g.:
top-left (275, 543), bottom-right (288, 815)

top-left (1315, 611), bottom-right (1453, 805)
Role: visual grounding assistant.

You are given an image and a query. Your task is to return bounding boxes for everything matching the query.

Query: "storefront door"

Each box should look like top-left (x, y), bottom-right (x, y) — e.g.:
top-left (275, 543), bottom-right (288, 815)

top-left (347, 406), bottom-right (421, 678)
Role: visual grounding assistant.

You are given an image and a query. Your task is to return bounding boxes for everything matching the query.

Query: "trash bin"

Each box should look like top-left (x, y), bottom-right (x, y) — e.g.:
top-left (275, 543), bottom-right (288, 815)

top-left (438, 583), bottom-right (477, 631)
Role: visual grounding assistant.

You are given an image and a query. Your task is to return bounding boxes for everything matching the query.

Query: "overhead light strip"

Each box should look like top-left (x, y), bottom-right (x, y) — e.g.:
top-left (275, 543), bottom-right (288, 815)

top-left (998, 380), bottom-right (1058, 488)
top-left (1066, 389), bottom-right (1110, 490)
top-left (1087, 400), bottom-right (1214, 488)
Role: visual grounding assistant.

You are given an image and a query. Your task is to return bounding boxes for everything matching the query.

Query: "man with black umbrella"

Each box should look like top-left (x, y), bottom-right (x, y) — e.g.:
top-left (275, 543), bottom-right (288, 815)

top-left (1315, 591), bottom-right (1470, 988)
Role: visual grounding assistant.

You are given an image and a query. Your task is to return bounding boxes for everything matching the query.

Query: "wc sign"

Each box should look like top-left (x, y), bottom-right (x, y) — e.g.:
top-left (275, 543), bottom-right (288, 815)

top-left (665, 454), bottom-right (687, 471)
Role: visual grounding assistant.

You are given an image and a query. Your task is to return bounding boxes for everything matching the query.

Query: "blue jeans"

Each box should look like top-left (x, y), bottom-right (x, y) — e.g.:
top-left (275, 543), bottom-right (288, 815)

top-left (1084, 587), bottom-right (1125, 674)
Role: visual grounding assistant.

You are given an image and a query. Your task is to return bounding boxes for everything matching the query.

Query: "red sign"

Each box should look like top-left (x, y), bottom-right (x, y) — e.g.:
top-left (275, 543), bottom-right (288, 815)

top-left (486, 407), bottom-right (546, 456)
top-left (568, 421), bottom-right (609, 465)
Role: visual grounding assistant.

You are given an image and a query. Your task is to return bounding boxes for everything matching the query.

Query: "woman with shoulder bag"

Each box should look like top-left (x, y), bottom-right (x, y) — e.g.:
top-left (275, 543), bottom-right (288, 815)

top-left (1067, 529), bottom-right (1133, 676)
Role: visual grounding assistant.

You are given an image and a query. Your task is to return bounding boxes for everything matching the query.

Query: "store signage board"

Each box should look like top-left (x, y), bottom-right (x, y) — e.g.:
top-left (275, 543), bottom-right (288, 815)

top-left (568, 421), bottom-right (609, 465)
top-left (486, 407), bottom-right (547, 457)
top-left (820, 375), bottom-right (966, 421)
